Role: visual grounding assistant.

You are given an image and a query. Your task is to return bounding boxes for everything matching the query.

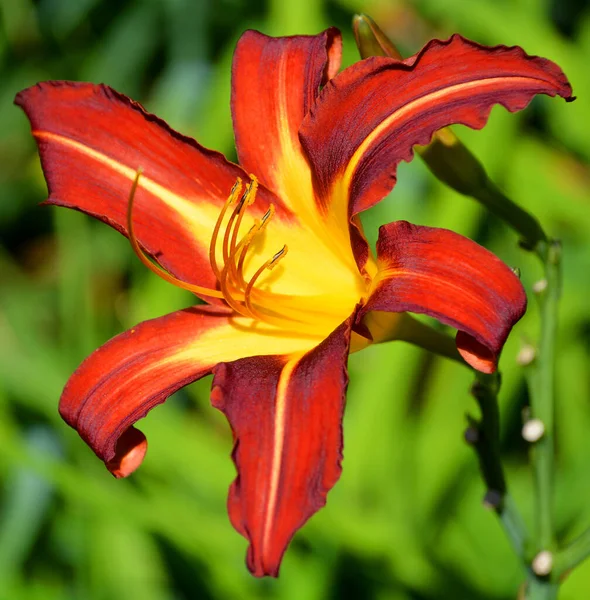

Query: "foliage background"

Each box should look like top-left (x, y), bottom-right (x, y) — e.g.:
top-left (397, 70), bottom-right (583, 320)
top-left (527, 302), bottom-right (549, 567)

top-left (1, 0), bottom-right (589, 598)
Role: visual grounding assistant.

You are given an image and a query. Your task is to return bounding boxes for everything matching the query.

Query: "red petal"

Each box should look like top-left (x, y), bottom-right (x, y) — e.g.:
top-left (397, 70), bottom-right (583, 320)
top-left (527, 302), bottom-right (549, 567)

top-left (14, 82), bottom-right (284, 288)
top-left (211, 317), bottom-right (352, 576)
top-left (231, 28), bottom-right (341, 213)
top-left (60, 305), bottom-right (231, 477)
top-left (362, 221), bottom-right (526, 373)
top-left (300, 35), bottom-right (573, 217)
top-left (60, 303), bottom-right (325, 478)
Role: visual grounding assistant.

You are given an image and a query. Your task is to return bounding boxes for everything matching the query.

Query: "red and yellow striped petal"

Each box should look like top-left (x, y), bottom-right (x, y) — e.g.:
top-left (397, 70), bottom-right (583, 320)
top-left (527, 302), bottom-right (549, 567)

top-left (300, 34), bottom-right (573, 222)
top-left (362, 221), bottom-right (526, 373)
top-left (211, 317), bottom-right (352, 576)
top-left (15, 82), bottom-right (286, 289)
top-left (60, 305), bottom-right (325, 478)
top-left (231, 28), bottom-right (341, 221)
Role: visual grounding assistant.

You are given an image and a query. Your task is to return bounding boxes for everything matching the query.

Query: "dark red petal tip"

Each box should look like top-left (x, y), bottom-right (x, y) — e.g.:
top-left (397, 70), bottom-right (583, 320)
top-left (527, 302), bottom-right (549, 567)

top-left (105, 426), bottom-right (148, 478)
top-left (455, 331), bottom-right (497, 374)
top-left (59, 306), bottom-right (231, 475)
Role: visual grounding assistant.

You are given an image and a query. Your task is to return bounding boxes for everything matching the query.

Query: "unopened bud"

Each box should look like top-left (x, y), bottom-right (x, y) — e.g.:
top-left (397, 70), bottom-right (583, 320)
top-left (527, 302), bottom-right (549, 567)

top-left (517, 344), bottom-right (536, 366)
top-left (532, 551), bottom-right (553, 576)
top-left (533, 279), bottom-right (548, 294)
top-left (352, 14), bottom-right (403, 59)
top-left (522, 419), bottom-right (545, 442)
top-left (352, 13), bottom-right (490, 197)
top-left (416, 129), bottom-right (489, 195)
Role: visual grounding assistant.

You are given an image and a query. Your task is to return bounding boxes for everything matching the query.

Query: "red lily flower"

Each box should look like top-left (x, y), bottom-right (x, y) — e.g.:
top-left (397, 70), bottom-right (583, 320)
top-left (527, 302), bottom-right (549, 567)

top-left (15, 29), bottom-right (572, 576)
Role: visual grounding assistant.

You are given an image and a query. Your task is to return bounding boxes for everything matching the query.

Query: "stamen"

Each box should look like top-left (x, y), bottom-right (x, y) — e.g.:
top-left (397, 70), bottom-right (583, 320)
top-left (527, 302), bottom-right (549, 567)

top-left (244, 245), bottom-right (288, 319)
top-left (126, 169), bottom-right (225, 299)
top-left (230, 176), bottom-right (258, 258)
top-left (223, 176), bottom-right (258, 267)
top-left (209, 178), bottom-right (242, 280)
top-left (234, 204), bottom-right (276, 288)
top-left (127, 171), bottom-right (292, 323)
top-left (217, 223), bottom-right (260, 317)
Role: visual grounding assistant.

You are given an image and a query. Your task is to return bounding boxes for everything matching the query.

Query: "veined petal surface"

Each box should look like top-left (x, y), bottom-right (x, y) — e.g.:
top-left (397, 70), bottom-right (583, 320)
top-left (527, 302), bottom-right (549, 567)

top-left (232, 28), bottom-right (341, 219)
top-left (300, 35), bottom-right (574, 226)
top-left (15, 81), bottom-right (366, 306)
top-left (211, 317), bottom-right (352, 576)
top-left (15, 82), bottom-right (286, 289)
top-left (60, 305), bottom-right (326, 478)
top-left (362, 221), bottom-right (526, 373)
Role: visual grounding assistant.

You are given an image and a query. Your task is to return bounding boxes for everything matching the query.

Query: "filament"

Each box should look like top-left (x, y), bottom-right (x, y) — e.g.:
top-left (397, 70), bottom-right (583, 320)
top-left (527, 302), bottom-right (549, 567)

top-left (126, 169), bottom-right (225, 299)
top-left (127, 171), bottom-right (296, 325)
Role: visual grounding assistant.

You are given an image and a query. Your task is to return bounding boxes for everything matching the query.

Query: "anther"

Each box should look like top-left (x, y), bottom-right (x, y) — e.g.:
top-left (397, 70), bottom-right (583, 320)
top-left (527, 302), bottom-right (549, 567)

top-left (244, 245), bottom-right (288, 319)
top-left (268, 245), bottom-right (288, 268)
top-left (259, 204), bottom-right (275, 229)
top-left (244, 175), bottom-right (258, 205)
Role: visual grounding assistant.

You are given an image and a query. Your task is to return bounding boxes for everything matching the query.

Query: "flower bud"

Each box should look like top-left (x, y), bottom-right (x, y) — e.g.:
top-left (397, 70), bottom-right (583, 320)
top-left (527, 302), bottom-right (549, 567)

top-left (352, 14), bottom-right (403, 59)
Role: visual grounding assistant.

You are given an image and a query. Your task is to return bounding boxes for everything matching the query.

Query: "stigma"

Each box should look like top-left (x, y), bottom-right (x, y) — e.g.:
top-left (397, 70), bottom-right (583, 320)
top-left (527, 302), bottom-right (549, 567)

top-left (126, 171), bottom-right (289, 323)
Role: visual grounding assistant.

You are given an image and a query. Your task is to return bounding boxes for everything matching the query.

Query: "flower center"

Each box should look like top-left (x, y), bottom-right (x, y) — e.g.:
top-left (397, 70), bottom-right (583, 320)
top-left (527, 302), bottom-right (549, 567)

top-left (127, 171), bottom-right (297, 327)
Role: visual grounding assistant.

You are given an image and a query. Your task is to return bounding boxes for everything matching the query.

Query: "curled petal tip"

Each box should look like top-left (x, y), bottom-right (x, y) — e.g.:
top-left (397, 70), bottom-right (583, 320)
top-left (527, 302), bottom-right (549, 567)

top-left (456, 332), bottom-right (497, 374)
top-left (106, 426), bottom-right (148, 478)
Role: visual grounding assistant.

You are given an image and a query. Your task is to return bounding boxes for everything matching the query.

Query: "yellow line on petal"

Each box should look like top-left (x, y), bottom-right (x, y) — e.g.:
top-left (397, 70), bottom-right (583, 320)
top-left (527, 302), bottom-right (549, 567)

top-left (261, 355), bottom-right (302, 557)
top-left (339, 76), bottom-right (534, 204)
top-left (33, 131), bottom-right (220, 239)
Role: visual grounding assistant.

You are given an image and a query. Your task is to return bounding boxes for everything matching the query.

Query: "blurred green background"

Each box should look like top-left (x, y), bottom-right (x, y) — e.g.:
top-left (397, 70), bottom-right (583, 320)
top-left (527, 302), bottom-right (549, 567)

top-left (1, 0), bottom-right (589, 598)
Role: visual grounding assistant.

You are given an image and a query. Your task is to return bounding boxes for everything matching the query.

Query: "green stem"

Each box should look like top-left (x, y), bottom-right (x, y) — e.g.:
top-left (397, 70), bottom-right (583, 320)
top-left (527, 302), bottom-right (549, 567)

top-left (468, 372), bottom-right (529, 559)
top-left (527, 241), bottom-right (560, 552)
top-left (525, 574), bottom-right (559, 600)
top-left (394, 313), bottom-right (464, 365)
top-left (521, 241), bottom-right (561, 600)
top-left (471, 179), bottom-right (548, 252)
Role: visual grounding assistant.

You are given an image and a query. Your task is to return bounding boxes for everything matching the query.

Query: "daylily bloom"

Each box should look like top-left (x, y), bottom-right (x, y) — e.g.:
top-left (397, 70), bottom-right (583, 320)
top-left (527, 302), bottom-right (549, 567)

top-left (16, 28), bottom-right (572, 576)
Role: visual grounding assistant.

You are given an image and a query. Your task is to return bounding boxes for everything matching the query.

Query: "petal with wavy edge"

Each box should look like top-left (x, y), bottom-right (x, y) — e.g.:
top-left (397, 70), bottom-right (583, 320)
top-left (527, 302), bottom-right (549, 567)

top-left (211, 316), bottom-right (352, 576)
top-left (300, 35), bottom-right (573, 229)
top-left (15, 82), bottom-right (289, 289)
top-left (361, 221), bottom-right (526, 373)
top-left (60, 305), bottom-right (325, 478)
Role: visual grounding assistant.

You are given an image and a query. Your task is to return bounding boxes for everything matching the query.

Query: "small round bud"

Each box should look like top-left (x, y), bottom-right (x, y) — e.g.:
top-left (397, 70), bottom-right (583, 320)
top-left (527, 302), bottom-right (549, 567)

top-left (533, 279), bottom-right (548, 294)
top-left (517, 345), bottom-right (536, 366)
top-left (522, 419), bottom-right (545, 443)
top-left (532, 551), bottom-right (553, 576)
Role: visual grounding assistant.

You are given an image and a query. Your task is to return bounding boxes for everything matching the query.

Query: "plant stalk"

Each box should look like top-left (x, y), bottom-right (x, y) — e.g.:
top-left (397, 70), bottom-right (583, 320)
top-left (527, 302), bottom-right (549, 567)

top-left (468, 372), bottom-right (529, 559)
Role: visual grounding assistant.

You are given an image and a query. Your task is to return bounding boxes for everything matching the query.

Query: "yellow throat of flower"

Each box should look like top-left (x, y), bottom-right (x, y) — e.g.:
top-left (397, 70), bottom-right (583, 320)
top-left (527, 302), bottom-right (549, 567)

top-left (126, 171), bottom-right (371, 340)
